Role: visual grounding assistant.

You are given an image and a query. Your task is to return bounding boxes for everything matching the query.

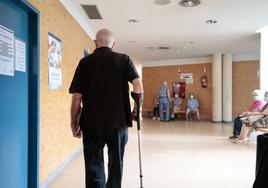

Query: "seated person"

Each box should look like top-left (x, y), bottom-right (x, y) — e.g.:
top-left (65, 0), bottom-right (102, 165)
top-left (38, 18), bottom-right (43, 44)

top-left (186, 93), bottom-right (200, 120)
top-left (232, 91), bottom-right (268, 144)
top-left (171, 93), bottom-right (182, 120)
top-left (229, 90), bottom-right (266, 139)
top-left (152, 94), bottom-right (160, 120)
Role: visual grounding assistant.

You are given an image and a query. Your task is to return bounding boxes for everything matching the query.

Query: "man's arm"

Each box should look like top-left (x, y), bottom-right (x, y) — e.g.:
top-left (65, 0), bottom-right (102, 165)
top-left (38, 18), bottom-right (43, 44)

top-left (167, 89), bottom-right (171, 102)
top-left (132, 78), bottom-right (143, 93)
top-left (131, 78), bottom-right (144, 121)
top-left (70, 93), bottom-right (82, 138)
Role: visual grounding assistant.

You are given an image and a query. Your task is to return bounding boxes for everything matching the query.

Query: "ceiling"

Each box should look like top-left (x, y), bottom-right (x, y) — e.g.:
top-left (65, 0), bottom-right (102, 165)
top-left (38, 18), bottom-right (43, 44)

top-left (64, 0), bottom-right (268, 62)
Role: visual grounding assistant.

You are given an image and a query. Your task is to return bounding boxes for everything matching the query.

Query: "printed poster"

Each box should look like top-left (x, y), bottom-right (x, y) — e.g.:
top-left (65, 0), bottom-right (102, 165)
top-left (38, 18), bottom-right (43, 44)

top-left (0, 25), bottom-right (14, 76)
top-left (48, 32), bottom-right (62, 90)
top-left (15, 38), bottom-right (26, 72)
top-left (180, 73), bottom-right (193, 84)
top-left (84, 48), bottom-right (90, 57)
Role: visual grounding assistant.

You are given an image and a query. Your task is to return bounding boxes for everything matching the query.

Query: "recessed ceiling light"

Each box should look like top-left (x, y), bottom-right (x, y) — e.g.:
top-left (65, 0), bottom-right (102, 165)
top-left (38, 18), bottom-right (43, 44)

top-left (179, 0), bottom-right (201, 7)
top-left (154, 0), bottom-right (171, 5)
top-left (176, 50), bottom-right (181, 54)
top-left (183, 46), bottom-right (187, 50)
top-left (206, 19), bottom-right (217, 24)
top-left (128, 19), bottom-right (140, 23)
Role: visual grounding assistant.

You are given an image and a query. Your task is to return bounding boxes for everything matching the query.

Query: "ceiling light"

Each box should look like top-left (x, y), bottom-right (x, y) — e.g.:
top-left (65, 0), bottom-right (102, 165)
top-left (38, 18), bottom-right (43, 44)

top-left (179, 0), bottom-right (201, 7)
top-left (206, 19), bottom-right (217, 24)
top-left (154, 0), bottom-right (171, 5)
top-left (128, 19), bottom-right (140, 23)
top-left (189, 41), bottom-right (194, 44)
top-left (176, 50), bottom-right (181, 54)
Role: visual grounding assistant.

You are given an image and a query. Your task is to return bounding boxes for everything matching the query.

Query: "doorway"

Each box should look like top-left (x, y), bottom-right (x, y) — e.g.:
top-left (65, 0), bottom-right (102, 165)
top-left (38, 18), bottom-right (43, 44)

top-left (0, 0), bottom-right (39, 187)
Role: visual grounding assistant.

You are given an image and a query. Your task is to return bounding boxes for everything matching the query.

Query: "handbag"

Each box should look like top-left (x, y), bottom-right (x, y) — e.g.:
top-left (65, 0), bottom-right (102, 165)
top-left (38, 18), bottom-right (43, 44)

top-left (247, 114), bottom-right (264, 122)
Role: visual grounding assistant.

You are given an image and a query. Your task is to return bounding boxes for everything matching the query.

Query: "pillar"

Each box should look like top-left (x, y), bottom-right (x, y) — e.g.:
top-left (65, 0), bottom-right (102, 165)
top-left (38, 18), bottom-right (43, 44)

top-left (212, 54), bottom-right (222, 122)
top-left (222, 54), bottom-right (232, 122)
top-left (260, 27), bottom-right (268, 92)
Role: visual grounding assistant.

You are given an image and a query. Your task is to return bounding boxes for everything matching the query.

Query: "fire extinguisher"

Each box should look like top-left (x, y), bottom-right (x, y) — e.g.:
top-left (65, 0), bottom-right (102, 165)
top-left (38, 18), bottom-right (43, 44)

top-left (200, 67), bottom-right (208, 88)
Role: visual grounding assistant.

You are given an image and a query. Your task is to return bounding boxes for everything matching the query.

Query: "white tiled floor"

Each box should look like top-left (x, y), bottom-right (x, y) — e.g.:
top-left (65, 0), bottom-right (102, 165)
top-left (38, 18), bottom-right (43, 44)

top-left (47, 119), bottom-right (257, 188)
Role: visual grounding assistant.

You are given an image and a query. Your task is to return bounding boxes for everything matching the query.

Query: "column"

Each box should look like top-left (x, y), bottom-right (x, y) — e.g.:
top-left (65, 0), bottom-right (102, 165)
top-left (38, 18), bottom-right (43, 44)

top-left (222, 54), bottom-right (232, 122)
top-left (212, 54), bottom-right (222, 122)
top-left (260, 27), bottom-right (268, 91)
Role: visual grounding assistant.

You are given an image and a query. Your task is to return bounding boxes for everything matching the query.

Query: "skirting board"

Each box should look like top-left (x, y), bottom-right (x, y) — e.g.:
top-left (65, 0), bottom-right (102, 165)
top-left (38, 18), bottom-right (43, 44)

top-left (40, 145), bottom-right (83, 188)
top-left (222, 121), bottom-right (233, 124)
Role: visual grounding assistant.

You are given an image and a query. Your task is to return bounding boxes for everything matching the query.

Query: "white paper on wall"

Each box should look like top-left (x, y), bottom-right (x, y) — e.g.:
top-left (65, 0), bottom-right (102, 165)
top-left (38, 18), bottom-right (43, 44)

top-left (15, 38), bottom-right (26, 72)
top-left (0, 25), bottom-right (14, 76)
top-left (180, 73), bottom-right (193, 84)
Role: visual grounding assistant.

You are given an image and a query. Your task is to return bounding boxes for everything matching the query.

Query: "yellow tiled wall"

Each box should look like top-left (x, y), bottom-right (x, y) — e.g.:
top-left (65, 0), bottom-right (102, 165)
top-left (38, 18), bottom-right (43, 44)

top-left (27, 0), bottom-right (95, 182)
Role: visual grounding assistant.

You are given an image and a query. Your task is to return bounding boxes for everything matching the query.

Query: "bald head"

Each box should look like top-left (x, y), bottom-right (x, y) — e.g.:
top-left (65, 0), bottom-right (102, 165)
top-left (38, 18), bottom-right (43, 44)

top-left (95, 29), bottom-right (115, 48)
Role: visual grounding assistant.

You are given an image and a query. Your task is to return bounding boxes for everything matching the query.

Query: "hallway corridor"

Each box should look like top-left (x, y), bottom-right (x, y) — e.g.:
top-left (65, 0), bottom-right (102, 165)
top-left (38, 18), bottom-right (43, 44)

top-left (48, 119), bottom-right (256, 188)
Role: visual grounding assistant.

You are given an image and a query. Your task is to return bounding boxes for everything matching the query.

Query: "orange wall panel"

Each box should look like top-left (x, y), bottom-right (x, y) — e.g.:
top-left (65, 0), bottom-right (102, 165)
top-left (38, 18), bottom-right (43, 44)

top-left (143, 63), bottom-right (212, 120)
top-left (233, 60), bottom-right (260, 117)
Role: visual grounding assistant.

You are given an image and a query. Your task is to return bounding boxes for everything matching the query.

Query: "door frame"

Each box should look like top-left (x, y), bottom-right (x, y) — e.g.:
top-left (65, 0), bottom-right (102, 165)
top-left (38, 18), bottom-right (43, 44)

top-left (13, 0), bottom-right (40, 187)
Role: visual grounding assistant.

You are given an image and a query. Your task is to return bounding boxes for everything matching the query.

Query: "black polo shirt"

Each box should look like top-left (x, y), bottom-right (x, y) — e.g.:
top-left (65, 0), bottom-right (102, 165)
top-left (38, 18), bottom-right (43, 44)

top-left (69, 47), bottom-right (140, 129)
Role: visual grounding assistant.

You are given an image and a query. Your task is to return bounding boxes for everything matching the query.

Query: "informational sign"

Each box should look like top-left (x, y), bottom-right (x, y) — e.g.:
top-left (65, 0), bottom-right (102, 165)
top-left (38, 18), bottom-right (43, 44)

top-left (0, 25), bottom-right (14, 76)
top-left (48, 32), bottom-right (62, 90)
top-left (180, 73), bottom-right (193, 84)
top-left (15, 38), bottom-right (26, 72)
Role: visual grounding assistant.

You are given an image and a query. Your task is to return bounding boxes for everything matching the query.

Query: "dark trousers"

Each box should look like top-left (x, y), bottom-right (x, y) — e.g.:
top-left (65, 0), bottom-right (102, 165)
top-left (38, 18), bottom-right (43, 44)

top-left (233, 116), bottom-right (243, 136)
top-left (153, 106), bottom-right (159, 117)
top-left (253, 133), bottom-right (268, 188)
top-left (82, 127), bottom-right (128, 188)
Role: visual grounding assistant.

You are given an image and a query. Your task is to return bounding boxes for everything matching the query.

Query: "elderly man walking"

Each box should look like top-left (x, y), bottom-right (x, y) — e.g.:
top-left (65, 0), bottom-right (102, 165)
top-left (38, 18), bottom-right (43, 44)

top-left (158, 81), bottom-right (171, 122)
top-left (69, 29), bottom-right (143, 188)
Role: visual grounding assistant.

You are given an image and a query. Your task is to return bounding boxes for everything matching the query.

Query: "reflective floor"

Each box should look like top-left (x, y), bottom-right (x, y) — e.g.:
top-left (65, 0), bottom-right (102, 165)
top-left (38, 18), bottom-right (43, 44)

top-left (47, 119), bottom-right (257, 188)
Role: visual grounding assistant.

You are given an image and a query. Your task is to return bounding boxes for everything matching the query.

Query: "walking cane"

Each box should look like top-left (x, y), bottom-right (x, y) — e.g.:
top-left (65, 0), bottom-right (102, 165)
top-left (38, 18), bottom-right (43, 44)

top-left (131, 92), bottom-right (144, 188)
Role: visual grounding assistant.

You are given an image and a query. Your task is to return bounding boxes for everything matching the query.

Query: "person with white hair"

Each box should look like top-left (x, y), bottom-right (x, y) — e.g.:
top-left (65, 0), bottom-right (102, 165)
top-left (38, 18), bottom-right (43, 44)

top-left (170, 93), bottom-right (182, 120)
top-left (157, 81), bottom-right (171, 121)
top-left (232, 91), bottom-right (268, 144)
top-left (69, 28), bottom-right (143, 188)
top-left (186, 92), bottom-right (200, 120)
top-left (229, 89), bottom-right (265, 140)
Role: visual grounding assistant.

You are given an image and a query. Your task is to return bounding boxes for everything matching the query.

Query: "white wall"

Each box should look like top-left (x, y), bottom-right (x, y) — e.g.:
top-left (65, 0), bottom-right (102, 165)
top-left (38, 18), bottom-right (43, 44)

top-left (259, 26), bottom-right (268, 91)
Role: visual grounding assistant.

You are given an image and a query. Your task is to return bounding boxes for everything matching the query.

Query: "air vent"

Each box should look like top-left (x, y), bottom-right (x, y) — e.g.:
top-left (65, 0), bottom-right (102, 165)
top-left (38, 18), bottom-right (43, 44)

top-left (158, 46), bottom-right (170, 50)
top-left (81, 5), bottom-right (102, 19)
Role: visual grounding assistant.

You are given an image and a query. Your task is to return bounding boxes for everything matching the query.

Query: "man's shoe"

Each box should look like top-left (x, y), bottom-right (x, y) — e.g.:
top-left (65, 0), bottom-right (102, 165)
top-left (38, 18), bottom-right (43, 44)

top-left (228, 135), bottom-right (239, 140)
